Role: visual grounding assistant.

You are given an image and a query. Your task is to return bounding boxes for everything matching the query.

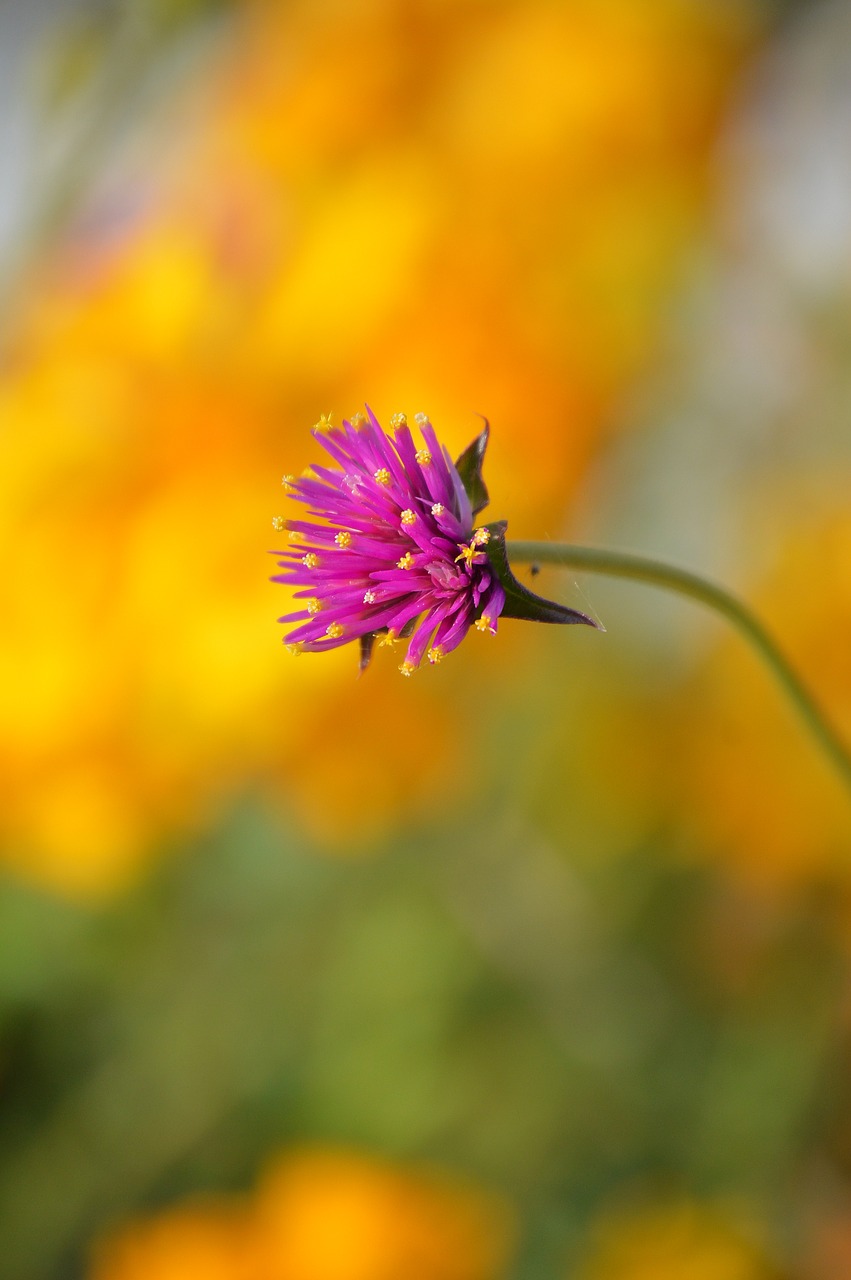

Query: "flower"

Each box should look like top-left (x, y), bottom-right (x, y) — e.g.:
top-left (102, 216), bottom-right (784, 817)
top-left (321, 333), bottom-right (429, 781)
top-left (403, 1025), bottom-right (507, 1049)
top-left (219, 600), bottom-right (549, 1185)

top-left (272, 409), bottom-right (507, 675)
top-left (88, 1145), bottom-right (515, 1280)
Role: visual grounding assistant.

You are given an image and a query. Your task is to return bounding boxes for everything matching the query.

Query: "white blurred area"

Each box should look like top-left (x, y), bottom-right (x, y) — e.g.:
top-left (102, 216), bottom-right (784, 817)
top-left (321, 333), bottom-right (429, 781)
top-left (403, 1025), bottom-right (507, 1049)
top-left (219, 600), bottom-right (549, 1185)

top-left (0, 0), bottom-right (220, 285)
top-left (589, 0), bottom-right (851, 623)
top-left (733, 0), bottom-right (851, 295)
top-left (0, 0), bottom-right (78, 255)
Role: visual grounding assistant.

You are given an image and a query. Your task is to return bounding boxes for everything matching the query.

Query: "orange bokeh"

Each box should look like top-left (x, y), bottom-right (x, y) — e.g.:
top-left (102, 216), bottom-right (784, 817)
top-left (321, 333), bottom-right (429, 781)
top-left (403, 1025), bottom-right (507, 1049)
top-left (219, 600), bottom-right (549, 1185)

top-left (89, 1146), bottom-right (514, 1280)
top-left (0, 0), bottom-right (755, 894)
top-left (674, 501), bottom-right (851, 895)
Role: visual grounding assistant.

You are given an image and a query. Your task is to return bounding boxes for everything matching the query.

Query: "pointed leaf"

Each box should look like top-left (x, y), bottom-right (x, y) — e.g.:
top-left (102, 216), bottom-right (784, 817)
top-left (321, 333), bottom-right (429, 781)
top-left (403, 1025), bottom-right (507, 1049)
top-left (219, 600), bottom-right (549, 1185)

top-left (454, 418), bottom-right (490, 519)
top-left (485, 521), bottom-right (600, 627)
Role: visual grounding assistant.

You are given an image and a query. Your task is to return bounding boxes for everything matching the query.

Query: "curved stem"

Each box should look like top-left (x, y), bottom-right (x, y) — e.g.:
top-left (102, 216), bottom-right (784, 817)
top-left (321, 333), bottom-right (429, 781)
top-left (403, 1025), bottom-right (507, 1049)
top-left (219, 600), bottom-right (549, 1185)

top-left (507, 540), bottom-right (851, 796)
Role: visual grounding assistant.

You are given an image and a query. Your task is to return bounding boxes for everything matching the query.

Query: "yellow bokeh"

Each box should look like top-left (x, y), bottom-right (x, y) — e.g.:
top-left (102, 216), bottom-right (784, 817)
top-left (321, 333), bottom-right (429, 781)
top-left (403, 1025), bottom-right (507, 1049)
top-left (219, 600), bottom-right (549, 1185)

top-left (0, 0), bottom-right (754, 893)
top-left (575, 1199), bottom-right (778, 1280)
top-left (676, 500), bottom-right (851, 895)
top-left (89, 1146), bottom-right (514, 1280)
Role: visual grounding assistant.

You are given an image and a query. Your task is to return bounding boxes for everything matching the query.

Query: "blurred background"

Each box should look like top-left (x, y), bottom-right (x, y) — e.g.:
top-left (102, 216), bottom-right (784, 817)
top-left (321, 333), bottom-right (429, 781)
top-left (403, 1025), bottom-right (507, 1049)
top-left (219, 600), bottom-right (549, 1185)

top-left (1, 0), bottom-right (851, 1276)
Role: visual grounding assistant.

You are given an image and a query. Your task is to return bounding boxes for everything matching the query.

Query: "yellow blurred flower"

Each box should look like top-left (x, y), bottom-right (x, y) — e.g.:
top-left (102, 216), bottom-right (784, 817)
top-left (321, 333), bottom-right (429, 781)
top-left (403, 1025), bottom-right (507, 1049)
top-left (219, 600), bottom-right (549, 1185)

top-left (89, 1146), bottom-right (514, 1280)
top-left (575, 1199), bottom-right (779, 1280)
top-left (0, 0), bottom-right (756, 893)
top-left (88, 1205), bottom-right (253, 1280)
top-left (675, 500), bottom-right (851, 895)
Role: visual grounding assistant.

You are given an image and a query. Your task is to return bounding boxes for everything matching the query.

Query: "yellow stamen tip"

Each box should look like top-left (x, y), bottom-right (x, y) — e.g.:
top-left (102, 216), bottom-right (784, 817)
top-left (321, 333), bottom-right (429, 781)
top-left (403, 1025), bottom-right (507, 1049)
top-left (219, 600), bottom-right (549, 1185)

top-left (399, 660), bottom-right (416, 677)
top-left (428, 647), bottom-right (444, 665)
top-left (374, 468), bottom-right (392, 486)
top-left (313, 412), bottom-right (334, 432)
top-left (455, 543), bottom-right (477, 567)
top-left (302, 552), bottom-right (320, 568)
top-left (272, 516), bottom-right (286, 532)
top-left (281, 474), bottom-right (296, 490)
top-left (307, 598), bottom-right (322, 615)
top-left (415, 449), bottom-right (432, 466)
top-left (389, 412), bottom-right (407, 429)
top-left (472, 527), bottom-right (490, 546)
top-left (475, 616), bottom-right (495, 633)
top-left (334, 530), bottom-right (352, 548)
top-left (288, 529), bottom-right (301, 542)
top-left (350, 411), bottom-right (367, 429)
top-left (397, 552), bottom-right (415, 570)
top-left (414, 412), bottom-right (430, 426)
top-left (363, 589), bottom-right (377, 604)
top-left (326, 622), bottom-right (345, 638)
top-left (285, 643), bottom-right (304, 657)
top-left (378, 629), bottom-right (399, 648)
top-left (400, 509), bottom-right (416, 525)
top-left (431, 503), bottom-right (444, 517)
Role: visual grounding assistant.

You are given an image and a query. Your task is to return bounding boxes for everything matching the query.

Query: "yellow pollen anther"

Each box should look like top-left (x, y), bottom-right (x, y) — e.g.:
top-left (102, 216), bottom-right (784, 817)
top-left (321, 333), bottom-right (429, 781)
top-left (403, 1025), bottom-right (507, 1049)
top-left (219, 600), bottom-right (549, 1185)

top-left (281, 474), bottom-right (296, 489)
top-left (475, 615), bottom-right (495, 633)
top-left (414, 412), bottom-right (430, 426)
top-left (363, 589), bottom-right (377, 604)
top-left (307, 598), bottom-right (322, 615)
top-left (334, 530), bottom-right (352, 548)
top-left (389, 412), bottom-right (407, 429)
top-left (326, 622), bottom-right (345, 638)
top-left (302, 552), bottom-right (320, 568)
top-left (455, 543), bottom-right (478, 568)
top-left (399, 660), bottom-right (416, 677)
top-left (374, 468), bottom-right (392, 486)
top-left (272, 516), bottom-right (286, 531)
top-left (285, 643), bottom-right (304, 657)
top-left (400, 509), bottom-right (416, 525)
top-left (431, 503), bottom-right (444, 517)
top-left (428, 647), bottom-right (444, 665)
top-left (415, 449), bottom-right (432, 466)
top-left (288, 529), bottom-right (301, 542)
top-left (379, 629), bottom-right (400, 648)
top-left (350, 411), bottom-right (367, 429)
top-left (472, 527), bottom-right (490, 546)
top-left (397, 552), bottom-right (415, 570)
top-left (313, 412), bottom-right (333, 432)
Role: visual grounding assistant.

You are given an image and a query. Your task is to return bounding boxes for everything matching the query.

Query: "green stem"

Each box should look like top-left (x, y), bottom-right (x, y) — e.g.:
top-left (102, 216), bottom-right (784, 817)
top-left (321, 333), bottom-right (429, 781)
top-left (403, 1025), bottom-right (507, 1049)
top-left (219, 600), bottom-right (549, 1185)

top-left (507, 540), bottom-right (851, 796)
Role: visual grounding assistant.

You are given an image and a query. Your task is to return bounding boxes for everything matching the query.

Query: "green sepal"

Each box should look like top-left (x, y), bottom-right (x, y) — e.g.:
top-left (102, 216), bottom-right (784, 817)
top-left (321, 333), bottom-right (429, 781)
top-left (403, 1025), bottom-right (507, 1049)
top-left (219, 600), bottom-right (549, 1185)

top-left (484, 521), bottom-right (600, 628)
top-left (358, 633), bottom-right (377, 675)
top-left (358, 616), bottom-right (417, 674)
top-left (454, 418), bottom-right (490, 519)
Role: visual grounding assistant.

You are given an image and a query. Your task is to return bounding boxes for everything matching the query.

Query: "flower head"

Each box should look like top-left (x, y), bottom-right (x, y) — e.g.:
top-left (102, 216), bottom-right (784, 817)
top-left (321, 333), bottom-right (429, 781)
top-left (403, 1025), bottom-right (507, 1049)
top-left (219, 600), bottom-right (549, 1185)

top-left (272, 408), bottom-right (506, 673)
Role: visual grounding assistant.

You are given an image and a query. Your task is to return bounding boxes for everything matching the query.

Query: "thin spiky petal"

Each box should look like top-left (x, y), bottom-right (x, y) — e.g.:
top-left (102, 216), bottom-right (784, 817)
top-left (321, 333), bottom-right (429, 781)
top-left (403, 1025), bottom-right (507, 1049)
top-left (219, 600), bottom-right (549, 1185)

top-left (272, 408), bottom-right (505, 672)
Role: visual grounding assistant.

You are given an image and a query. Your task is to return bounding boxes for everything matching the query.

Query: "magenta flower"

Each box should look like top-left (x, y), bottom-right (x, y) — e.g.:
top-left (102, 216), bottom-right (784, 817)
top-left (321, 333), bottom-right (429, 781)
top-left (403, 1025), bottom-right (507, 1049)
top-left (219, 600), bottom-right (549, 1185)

top-left (271, 408), bottom-right (594, 674)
